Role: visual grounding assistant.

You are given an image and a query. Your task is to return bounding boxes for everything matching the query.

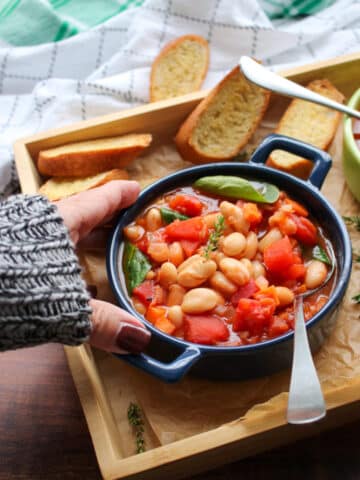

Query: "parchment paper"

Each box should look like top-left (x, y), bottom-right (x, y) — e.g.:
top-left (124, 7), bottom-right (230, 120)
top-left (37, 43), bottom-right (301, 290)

top-left (78, 95), bottom-right (360, 454)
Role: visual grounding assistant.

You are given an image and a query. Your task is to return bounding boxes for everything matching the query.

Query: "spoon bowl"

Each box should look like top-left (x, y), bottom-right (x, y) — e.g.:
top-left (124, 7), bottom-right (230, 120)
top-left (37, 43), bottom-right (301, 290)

top-left (239, 56), bottom-right (360, 120)
top-left (287, 246), bottom-right (336, 424)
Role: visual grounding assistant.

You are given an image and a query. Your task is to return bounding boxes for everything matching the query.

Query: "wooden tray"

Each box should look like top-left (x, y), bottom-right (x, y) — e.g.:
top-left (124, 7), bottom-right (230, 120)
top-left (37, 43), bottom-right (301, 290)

top-left (13, 51), bottom-right (360, 480)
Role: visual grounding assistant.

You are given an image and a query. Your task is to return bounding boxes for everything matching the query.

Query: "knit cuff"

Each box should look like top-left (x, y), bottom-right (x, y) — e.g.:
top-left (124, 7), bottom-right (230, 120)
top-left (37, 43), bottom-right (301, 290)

top-left (0, 194), bottom-right (92, 351)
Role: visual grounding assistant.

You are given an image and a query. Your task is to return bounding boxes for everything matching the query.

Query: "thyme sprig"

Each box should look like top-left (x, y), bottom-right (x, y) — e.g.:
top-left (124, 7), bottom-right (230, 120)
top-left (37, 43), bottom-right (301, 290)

top-left (343, 216), bottom-right (360, 231)
top-left (127, 402), bottom-right (145, 454)
top-left (203, 215), bottom-right (225, 259)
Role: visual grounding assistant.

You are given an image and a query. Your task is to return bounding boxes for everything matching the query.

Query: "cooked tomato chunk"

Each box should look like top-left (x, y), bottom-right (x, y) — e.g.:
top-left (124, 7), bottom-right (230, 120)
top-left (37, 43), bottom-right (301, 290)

top-left (136, 234), bottom-right (149, 254)
top-left (268, 316), bottom-right (290, 337)
top-left (133, 280), bottom-right (155, 306)
top-left (292, 215), bottom-right (317, 246)
top-left (169, 194), bottom-right (203, 217)
top-left (243, 202), bottom-right (262, 226)
top-left (180, 240), bottom-right (201, 257)
top-left (230, 279), bottom-right (259, 306)
top-left (233, 298), bottom-right (276, 335)
top-left (165, 217), bottom-right (209, 242)
top-left (184, 315), bottom-right (229, 345)
top-left (263, 236), bottom-right (294, 275)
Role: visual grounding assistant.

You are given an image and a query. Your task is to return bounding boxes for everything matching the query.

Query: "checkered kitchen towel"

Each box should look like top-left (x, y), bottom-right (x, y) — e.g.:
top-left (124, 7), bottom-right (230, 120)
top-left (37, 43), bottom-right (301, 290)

top-left (0, 0), bottom-right (336, 46)
top-left (0, 0), bottom-right (359, 197)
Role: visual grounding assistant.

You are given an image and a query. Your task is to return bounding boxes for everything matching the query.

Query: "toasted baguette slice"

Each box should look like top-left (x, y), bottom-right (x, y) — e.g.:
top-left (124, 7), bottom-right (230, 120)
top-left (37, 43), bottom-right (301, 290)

top-left (267, 79), bottom-right (344, 178)
top-left (175, 65), bottom-right (271, 164)
top-left (150, 34), bottom-right (209, 102)
top-left (38, 134), bottom-right (152, 177)
top-left (39, 169), bottom-right (129, 201)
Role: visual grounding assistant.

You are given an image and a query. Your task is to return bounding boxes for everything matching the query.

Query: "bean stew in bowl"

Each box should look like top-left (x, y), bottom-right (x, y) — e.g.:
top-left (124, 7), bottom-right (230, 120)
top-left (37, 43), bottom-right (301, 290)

top-left (108, 135), bottom-right (352, 382)
top-left (123, 180), bottom-right (334, 347)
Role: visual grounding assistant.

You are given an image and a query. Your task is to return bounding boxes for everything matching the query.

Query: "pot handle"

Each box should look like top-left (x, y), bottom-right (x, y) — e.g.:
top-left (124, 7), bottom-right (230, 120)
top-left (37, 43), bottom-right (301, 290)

top-left (250, 134), bottom-right (332, 189)
top-left (114, 345), bottom-right (201, 383)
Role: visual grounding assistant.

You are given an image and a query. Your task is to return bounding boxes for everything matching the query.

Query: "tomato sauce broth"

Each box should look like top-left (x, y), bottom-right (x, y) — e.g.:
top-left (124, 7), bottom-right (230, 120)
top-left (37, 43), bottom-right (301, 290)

top-left (122, 185), bottom-right (336, 347)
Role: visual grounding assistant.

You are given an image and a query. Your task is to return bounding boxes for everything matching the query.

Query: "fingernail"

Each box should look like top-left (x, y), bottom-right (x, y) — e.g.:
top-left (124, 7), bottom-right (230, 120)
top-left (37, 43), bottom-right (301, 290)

top-left (116, 324), bottom-right (151, 354)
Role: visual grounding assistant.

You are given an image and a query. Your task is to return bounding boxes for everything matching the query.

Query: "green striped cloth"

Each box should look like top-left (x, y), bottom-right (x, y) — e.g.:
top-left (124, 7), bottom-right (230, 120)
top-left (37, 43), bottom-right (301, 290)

top-left (0, 0), bottom-right (336, 46)
top-left (0, 0), bottom-right (144, 46)
top-left (260, 0), bottom-right (335, 19)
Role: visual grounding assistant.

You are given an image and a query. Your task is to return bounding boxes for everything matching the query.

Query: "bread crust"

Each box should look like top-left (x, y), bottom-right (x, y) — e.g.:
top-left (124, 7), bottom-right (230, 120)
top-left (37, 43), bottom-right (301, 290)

top-left (267, 79), bottom-right (344, 178)
top-left (38, 134), bottom-right (152, 177)
top-left (150, 34), bottom-right (209, 102)
top-left (174, 66), bottom-right (271, 164)
top-left (39, 169), bottom-right (129, 201)
top-left (266, 155), bottom-right (314, 179)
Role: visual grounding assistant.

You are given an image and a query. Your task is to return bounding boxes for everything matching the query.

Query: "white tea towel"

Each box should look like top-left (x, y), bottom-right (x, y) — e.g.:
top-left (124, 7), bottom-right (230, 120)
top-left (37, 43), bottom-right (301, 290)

top-left (0, 0), bottom-right (359, 197)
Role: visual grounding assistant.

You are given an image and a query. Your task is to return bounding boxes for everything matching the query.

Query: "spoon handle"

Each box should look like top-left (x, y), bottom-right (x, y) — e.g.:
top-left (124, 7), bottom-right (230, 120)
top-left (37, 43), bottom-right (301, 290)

top-left (239, 56), bottom-right (360, 120)
top-left (287, 296), bottom-right (326, 424)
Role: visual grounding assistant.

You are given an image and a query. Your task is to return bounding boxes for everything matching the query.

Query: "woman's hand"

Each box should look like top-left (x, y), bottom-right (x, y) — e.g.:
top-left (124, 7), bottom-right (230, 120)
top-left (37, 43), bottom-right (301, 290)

top-left (56, 180), bottom-right (151, 354)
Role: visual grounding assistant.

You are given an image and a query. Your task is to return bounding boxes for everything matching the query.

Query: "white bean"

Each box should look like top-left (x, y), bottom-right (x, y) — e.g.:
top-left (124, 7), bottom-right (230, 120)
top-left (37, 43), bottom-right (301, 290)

top-left (178, 255), bottom-right (217, 288)
top-left (178, 254), bottom-right (202, 272)
top-left (147, 242), bottom-right (169, 262)
top-left (220, 201), bottom-right (249, 234)
top-left (275, 286), bottom-right (294, 307)
top-left (209, 271), bottom-right (237, 296)
top-left (243, 232), bottom-right (258, 259)
top-left (167, 306), bottom-right (184, 328)
top-left (240, 258), bottom-right (253, 277)
top-left (169, 242), bottom-right (184, 266)
top-left (167, 284), bottom-right (186, 306)
top-left (210, 250), bottom-right (226, 266)
top-left (255, 275), bottom-right (269, 289)
top-left (145, 270), bottom-right (156, 280)
top-left (215, 291), bottom-right (226, 305)
top-left (305, 260), bottom-right (328, 289)
top-left (133, 298), bottom-right (146, 315)
top-left (124, 225), bottom-right (144, 242)
top-left (219, 257), bottom-right (251, 286)
top-left (181, 288), bottom-right (219, 314)
top-left (158, 262), bottom-right (177, 288)
top-left (252, 260), bottom-right (265, 278)
top-left (258, 228), bottom-right (283, 252)
top-left (203, 212), bottom-right (222, 228)
top-left (146, 208), bottom-right (162, 231)
top-left (221, 232), bottom-right (246, 257)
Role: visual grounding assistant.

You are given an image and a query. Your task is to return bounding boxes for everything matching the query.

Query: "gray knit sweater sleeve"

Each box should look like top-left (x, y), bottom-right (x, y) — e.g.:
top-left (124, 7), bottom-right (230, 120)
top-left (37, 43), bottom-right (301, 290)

top-left (0, 194), bottom-right (92, 351)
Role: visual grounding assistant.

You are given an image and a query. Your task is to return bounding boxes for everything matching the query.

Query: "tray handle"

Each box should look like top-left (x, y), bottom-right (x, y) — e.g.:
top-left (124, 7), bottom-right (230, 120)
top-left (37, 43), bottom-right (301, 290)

top-left (114, 345), bottom-right (201, 383)
top-left (250, 134), bottom-right (332, 189)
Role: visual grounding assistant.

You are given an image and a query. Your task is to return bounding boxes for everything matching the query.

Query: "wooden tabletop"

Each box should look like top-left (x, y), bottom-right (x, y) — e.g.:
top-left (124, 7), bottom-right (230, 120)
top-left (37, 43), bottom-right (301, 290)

top-left (1, 344), bottom-right (359, 480)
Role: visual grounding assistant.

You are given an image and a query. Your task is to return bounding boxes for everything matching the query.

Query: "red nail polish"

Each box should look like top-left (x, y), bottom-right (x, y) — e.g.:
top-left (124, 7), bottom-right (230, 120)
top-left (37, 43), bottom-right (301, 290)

top-left (116, 324), bottom-right (151, 354)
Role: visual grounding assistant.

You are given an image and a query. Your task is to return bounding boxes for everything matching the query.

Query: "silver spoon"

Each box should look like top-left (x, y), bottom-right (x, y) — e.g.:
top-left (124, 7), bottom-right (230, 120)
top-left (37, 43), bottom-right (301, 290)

top-left (287, 249), bottom-right (336, 424)
top-left (239, 56), bottom-right (360, 120)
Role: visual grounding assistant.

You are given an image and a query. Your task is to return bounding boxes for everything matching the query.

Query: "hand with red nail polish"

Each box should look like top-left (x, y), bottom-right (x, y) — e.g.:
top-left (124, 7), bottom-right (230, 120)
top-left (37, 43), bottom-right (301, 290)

top-left (56, 181), bottom-right (151, 354)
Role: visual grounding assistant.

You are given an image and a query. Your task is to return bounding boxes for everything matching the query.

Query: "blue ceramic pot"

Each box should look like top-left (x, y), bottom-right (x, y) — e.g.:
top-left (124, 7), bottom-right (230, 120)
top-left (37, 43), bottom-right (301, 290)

top-left (107, 134), bottom-right (352, 383)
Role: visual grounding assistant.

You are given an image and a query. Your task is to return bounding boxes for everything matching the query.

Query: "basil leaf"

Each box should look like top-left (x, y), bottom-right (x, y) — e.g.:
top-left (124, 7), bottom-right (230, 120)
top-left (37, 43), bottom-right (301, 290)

top-left (123, 241), bottom-right (152, 294)
top-left (312, 245), bottom-right (332, 266)
top-left (193, 175), bottom-right (279, 204)
top-left (160, 207), bottom-right (189, 224)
